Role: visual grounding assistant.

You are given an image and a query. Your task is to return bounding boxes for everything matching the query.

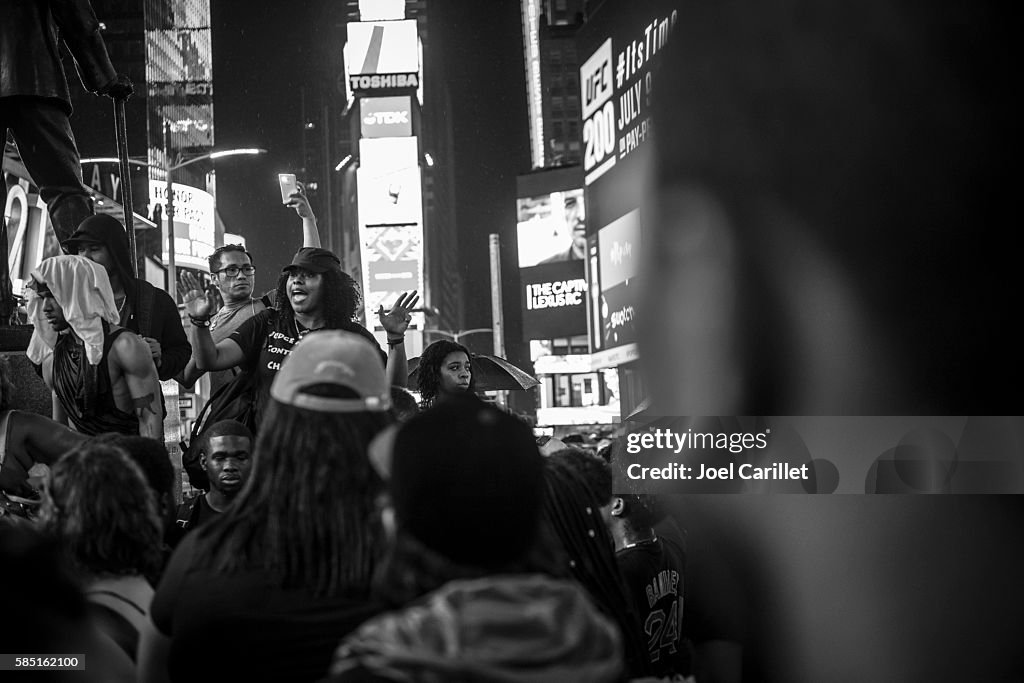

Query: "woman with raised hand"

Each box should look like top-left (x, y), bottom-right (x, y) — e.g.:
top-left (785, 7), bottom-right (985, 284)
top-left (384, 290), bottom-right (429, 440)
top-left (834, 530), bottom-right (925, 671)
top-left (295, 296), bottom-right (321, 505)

top-left (181, 246), bottom-right (417, 425)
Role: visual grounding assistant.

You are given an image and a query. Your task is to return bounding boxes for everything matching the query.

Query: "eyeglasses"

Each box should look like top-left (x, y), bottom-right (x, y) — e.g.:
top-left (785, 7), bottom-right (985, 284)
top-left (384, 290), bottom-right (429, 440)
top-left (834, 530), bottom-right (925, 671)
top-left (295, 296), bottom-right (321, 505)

top-left (214, 265), bottom-right (256, 278)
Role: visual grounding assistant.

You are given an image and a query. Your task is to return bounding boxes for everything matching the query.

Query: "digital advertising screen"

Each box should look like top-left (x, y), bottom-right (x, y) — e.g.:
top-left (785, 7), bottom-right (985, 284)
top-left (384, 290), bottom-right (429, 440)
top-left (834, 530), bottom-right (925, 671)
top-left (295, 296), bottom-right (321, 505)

top-left (516, 188), bottom-right (586, 268)
top-left (150, 180), bottom-right (215, 271)
top-left (520, 260), bottom-right (587, 340)
top-left (345, 20), bottom-right (421, 98)
top-left (359, 96), bottom-right (414, 138)
top-left (578, 0), bottom-right (680, 369)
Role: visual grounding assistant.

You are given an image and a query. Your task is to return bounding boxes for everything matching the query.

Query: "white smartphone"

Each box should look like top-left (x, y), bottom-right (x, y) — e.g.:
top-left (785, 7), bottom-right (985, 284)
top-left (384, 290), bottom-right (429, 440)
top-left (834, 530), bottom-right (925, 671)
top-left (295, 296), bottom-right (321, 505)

top-left (278, 173), bottom-right (298, 203)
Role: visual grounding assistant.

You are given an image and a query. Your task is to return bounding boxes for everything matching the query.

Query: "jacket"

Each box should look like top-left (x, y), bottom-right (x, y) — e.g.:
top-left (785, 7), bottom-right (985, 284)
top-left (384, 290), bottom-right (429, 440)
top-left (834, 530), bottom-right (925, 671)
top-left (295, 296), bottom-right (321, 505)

top-left (327, 574), bottom-right (625, 683)
top-left (0, 0), bottom-right (117, 112)
top-left (133, 279), bottom-right (190, 381)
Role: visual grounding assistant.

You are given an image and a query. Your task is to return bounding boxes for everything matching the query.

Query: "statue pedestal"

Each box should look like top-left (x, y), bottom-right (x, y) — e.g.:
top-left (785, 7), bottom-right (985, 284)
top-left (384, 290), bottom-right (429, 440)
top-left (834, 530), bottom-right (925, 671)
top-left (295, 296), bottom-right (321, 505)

top-left (0, 325), bottom-right (51, 417)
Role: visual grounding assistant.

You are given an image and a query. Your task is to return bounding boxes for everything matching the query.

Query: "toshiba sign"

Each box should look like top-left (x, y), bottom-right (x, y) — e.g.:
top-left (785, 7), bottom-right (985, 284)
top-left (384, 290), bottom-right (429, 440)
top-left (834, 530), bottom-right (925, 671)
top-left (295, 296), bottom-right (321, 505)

top-left (348, 73), bottom-right (419, 93)
top-left (360, 96), bottom-right (413, 138)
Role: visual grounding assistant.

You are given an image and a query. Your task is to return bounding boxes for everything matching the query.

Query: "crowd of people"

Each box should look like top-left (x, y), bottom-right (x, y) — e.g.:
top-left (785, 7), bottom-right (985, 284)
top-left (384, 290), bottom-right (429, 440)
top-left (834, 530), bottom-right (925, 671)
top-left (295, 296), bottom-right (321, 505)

top-left (0, 101), bottom-right (712, 680)
top-left (3, 1), bottom-right (1018, 681)
top-left (2, 308), bottom-right (718, 682)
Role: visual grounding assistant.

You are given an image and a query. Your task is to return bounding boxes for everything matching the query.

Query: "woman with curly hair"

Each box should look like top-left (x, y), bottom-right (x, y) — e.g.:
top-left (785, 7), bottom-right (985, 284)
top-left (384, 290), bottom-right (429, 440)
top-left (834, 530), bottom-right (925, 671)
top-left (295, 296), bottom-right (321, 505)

top-left (184, 246), bottom-right (419, 424)
top-left (41, 440), bottom-right (164, 663)
top-left (416, 339), bottom-right (474, 409)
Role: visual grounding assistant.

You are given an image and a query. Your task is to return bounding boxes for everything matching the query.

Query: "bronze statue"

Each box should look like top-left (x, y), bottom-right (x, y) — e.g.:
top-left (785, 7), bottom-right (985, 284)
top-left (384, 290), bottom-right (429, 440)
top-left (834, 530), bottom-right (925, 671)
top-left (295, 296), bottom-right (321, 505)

top-left (2, 0), bottom-right (132, 322)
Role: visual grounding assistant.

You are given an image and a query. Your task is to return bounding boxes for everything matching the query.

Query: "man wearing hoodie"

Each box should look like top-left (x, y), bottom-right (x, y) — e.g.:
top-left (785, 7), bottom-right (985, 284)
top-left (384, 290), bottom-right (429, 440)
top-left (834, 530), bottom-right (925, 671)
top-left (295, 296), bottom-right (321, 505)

top-left (326, 394), bottom-right (624, 683)
top-left (63, 214), bottom-right (191, 382)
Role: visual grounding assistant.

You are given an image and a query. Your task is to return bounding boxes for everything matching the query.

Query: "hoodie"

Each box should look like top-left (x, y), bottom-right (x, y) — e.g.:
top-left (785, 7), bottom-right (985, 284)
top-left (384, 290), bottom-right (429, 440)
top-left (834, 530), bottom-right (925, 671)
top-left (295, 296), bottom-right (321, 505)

top-left (327, 574), bottom-right (624, 683)
top-left (63, 215), bottom-right (191, 380)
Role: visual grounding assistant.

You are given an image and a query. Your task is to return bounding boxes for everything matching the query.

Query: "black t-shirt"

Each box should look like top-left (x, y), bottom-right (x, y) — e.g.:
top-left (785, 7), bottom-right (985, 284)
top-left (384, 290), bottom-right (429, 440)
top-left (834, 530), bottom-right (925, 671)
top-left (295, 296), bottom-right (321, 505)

top-left (151, 531), bottom-right (386, 683)
top-left (227, 309), bottom-right (385, 419)
top-left (616, 535), bottom-right (690, 678)
top-left (167, 495), bottom-right (223, 549)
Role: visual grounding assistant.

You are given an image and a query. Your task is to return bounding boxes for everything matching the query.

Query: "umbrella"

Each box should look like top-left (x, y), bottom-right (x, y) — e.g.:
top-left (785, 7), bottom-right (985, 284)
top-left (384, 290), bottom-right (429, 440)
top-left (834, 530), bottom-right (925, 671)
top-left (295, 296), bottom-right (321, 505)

top-left (408, 354), bottom-right (540, 392)
top-left (626, 397), bottom-right (650, 421)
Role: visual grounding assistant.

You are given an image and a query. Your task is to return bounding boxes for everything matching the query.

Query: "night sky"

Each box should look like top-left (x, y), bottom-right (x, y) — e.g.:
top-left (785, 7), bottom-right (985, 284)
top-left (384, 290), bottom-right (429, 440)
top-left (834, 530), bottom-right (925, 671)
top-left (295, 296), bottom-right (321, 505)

top-left (209, 0), bottom-right (530, 336)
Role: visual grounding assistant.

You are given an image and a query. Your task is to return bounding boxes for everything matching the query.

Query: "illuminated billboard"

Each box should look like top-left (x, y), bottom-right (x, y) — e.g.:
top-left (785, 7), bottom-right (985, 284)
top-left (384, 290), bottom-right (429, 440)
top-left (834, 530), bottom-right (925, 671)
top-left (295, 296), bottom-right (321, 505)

top-left (359, 96), bottom-right (413, 138)
top-left (359, 224), bottom-right (424, 331)
top-left (357, 165), bottom-right (422, 227)
top-left (358, 0), bottom-right (405, 20)
top-left (149, 180), bottom-right (215, 271)
top-left (589, 209), bottom-right (642, 368)
top-left (516, 188), bottom-right (586, 267)
top-left (358, 137), bottom-right (419, 172)
top-left (356, 137), bottom-right (424, 333)
top-left (145, 5), bottom-right (215, 154)
top-left (357, 137), bottom-right (422, 227)
top-left (578, 0), bottom-right (681, 369)
top-left (521, 0), bottom-right (544, 168)
top-left (345, 20), bottom-right (421, 97)
top-left (579, 8), bottom-right (677, 187)
top-left (521, 260), bottom-right (587, 340)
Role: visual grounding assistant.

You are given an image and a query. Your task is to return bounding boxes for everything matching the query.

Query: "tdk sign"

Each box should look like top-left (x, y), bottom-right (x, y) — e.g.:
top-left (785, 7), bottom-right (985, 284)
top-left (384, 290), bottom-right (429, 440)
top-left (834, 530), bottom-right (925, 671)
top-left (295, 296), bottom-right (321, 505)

top-left (359, 96), bottom-right (413, 138)
top-left (364, 111), bottom-right (409, 125)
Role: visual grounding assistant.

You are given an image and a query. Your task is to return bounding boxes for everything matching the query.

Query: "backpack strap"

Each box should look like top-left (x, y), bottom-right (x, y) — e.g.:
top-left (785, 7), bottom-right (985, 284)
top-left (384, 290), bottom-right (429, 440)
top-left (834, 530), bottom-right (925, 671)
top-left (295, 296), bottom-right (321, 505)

top-left (175, 495), bottom-right (202, 531)
top-left (134, 280), bottom-right (155, 337)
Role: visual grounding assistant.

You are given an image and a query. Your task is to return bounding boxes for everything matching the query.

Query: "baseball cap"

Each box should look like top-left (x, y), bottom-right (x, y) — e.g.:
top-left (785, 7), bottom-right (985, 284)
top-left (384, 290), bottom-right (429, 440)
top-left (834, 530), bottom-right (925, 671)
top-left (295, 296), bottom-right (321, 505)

top-left (61, 214), bottom-right (124, 252)
top-left (270, 330), bottom-right (391, 413)
top-left (282, 247), bottom-right (342, 274)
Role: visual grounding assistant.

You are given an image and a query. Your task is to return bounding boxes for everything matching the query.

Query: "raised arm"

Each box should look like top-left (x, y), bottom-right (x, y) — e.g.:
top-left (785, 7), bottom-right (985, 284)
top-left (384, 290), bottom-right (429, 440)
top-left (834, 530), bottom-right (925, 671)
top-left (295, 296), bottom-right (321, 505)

top-left (378, 291), bottom-right (420, 388)
top-left (179, 272), bottom-right (246, 372)
top-left (285, 184), bottom-right (321, 248)
top-left (112, 333), bottom-right (163, 441)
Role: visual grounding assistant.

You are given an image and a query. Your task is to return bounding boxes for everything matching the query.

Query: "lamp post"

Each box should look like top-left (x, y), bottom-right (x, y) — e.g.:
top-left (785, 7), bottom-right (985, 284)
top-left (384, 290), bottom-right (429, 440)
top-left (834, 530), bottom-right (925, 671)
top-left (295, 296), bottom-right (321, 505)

top-left (83, 142), bottom-right (266, 300)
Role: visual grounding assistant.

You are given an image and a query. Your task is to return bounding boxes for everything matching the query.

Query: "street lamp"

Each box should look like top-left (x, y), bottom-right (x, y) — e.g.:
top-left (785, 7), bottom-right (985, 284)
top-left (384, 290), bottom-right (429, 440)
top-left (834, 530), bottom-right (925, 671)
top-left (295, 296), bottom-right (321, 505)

top-left (82, 138), bottom-right (266, 300)
top-left (424, 328), bottom-right (493, 345)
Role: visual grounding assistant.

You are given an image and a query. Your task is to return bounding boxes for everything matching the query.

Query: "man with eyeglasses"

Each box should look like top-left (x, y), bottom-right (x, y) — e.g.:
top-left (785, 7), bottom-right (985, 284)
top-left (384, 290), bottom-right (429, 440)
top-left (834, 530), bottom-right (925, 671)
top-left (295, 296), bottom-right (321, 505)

top-left (178, 244), bottom-right (267, 393)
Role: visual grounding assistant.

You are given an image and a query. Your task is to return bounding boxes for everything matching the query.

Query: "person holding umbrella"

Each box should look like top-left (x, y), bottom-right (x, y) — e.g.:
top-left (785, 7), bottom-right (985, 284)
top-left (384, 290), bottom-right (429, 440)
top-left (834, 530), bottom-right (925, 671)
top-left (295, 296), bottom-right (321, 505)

top-left (415, 339), bottom-right (474, 409)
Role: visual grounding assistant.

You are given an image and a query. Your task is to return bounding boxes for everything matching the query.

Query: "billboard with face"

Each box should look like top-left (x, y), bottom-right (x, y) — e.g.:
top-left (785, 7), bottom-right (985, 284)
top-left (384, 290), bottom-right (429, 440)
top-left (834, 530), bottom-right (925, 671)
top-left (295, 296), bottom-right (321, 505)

top-left (516, 188), bottom-right (586, 267)
top-left (516, 187), bottom-right (588, 339)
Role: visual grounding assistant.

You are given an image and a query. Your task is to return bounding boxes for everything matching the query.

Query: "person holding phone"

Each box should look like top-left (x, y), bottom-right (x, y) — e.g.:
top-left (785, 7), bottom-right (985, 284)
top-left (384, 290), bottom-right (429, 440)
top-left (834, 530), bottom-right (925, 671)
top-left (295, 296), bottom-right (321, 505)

top-left (181, 179), bottom-right (419, 425)
top-left (177, 182), bottom-right (321, 393)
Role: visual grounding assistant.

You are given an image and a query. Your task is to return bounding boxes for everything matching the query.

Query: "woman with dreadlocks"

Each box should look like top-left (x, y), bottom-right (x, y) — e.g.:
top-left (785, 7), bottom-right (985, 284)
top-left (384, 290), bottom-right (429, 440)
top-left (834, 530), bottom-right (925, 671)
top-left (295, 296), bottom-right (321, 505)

top-left (542, 453), bottom-right (655, 679)
top-left (415, 339), bottom-right (474, 409)
top-left (140, 331), bottom-right (394, 682)
top-left (183, 245), bottom-right (418, 425)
